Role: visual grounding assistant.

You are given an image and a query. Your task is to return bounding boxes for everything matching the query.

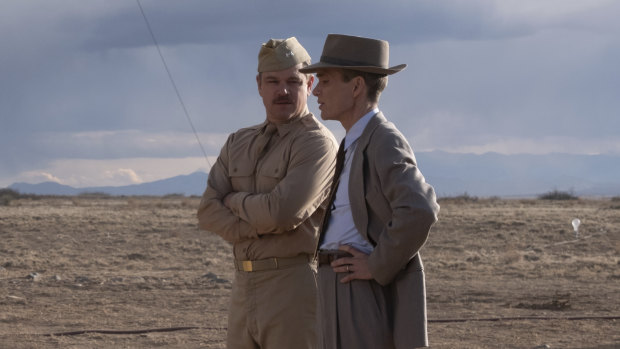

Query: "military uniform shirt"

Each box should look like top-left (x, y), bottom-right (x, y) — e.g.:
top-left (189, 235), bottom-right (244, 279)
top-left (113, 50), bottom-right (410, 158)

top-left (198, 112), bottom-right (338, 260)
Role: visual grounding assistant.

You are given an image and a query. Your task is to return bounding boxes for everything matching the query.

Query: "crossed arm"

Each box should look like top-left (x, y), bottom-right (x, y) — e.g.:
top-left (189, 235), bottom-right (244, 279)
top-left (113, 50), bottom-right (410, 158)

top-left (197, 135), bottom-right (259, 244)
top-left (198, 132), bottom-right (337, 243)
top-left (223, 135), bottom-right (336, 235)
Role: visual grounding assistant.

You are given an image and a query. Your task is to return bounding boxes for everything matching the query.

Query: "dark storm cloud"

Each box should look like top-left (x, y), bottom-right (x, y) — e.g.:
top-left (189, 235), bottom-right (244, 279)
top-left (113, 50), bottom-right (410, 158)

top-left (1, 0), bottom-right (619, 187)
top-left (79, 0), bottom-right (536, 51)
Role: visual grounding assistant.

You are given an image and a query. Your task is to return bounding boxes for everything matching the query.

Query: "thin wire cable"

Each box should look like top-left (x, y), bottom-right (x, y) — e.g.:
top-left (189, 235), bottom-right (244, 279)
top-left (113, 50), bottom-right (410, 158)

top-left (136, 0), bottom-right (211, 168)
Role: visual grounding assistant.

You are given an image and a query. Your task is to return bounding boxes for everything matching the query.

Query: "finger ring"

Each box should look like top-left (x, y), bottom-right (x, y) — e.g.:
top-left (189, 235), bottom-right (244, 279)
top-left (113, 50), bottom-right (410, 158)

top-left (346, 265), bottom-right (350, 272)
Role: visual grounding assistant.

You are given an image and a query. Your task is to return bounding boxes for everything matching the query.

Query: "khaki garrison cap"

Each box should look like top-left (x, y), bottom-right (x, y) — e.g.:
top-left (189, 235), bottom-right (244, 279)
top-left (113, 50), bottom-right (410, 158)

top-left (257, 37), bottom-right (311, 72)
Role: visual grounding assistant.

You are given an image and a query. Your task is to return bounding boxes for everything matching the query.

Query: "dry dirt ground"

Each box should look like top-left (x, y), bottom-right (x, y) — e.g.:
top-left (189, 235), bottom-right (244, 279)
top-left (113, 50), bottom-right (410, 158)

top-left (1, 196), bottom-right (618, 349)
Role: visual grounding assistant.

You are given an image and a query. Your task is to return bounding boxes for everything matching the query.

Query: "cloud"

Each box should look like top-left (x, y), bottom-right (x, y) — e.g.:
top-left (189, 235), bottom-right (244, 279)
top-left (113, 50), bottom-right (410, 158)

top-left (0, 130), bottom-right (227, 185)
top-left (19, 172), bottom-right (63, 185)
top-left (1, 0), bottom-right (619, 188)
top-left (103, 168), bottom-right (143, 184)
top-left (72, 0), bottom-right (620, 53)
top-left (81, 0), bottom-right (529, 50)
top-left (30, 130), bottom-right (229, 159)
top-left (494, 0), bottom-right (617, 22)
top-left (386, 23), bottom-right (620, 143)
top-left (418, 135), bottom-right (620, 155)
top-left (5, 157), bottom-right (213, 188)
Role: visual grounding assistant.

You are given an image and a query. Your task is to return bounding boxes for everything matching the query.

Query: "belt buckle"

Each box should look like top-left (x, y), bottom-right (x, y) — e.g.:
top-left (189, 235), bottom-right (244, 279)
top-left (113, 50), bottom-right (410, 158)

top-left (242, 260), bottom-right (253, 272)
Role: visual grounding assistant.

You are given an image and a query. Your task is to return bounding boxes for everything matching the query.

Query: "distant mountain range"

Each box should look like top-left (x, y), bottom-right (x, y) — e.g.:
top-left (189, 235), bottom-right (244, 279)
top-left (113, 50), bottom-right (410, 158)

top-left (8, 152), bottom-right (620, 198)
top-left (416, 151), bottom-right (620, 197)
top-left (10, 172), bottom-right (208, 197)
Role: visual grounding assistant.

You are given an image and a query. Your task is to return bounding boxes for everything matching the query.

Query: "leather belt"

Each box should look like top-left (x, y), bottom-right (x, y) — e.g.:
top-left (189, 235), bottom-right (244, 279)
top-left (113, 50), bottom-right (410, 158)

top-left (317, 250), bottom-right (353, 266)
top-left (235, 254), bottom-right (312, 272)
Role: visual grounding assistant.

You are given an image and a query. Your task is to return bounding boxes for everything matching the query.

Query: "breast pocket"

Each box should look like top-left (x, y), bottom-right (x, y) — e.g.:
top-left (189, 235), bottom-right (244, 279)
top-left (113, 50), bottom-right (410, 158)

top-left (228, 159), bottom-right (255, 192)
top-left (255, 156), bottom-right (286, 193)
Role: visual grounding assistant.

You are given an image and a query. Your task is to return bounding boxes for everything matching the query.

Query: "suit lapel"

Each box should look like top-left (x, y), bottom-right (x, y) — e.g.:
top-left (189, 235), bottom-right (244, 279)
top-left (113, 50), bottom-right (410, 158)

top-left (349, 112), bottom-right (386, 241)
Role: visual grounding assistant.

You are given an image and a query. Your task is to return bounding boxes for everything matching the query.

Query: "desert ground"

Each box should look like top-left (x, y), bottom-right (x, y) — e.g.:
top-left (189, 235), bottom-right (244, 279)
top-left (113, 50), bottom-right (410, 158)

top-left (0, 195), bottom-right (618, 348)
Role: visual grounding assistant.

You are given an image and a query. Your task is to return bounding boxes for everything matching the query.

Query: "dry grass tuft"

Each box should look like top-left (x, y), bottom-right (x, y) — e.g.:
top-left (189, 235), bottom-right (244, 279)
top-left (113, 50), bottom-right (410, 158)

top-left (538, 189), bottom-right (579, 200)
top-left (0, 188), bottom-right (21, 206)
top-left (515, 292), bottom-right (572, 311)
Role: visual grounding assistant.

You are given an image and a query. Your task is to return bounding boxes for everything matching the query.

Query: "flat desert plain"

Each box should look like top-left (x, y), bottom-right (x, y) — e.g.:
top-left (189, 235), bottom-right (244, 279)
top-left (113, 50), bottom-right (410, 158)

top-left (1, 196), bottom-right (618, 348)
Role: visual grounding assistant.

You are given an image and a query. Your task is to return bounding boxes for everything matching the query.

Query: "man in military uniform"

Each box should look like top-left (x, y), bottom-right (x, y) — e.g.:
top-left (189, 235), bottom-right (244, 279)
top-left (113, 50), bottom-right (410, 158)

top-left (198, 37), bottom-right (338, 348)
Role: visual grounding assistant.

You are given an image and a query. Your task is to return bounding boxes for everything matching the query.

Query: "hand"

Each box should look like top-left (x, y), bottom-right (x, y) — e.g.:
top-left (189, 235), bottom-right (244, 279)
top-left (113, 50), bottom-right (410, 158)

top-left (330, 245), bottom-right (373, 283)
top-left (222, 193), bottom-right (234, 209)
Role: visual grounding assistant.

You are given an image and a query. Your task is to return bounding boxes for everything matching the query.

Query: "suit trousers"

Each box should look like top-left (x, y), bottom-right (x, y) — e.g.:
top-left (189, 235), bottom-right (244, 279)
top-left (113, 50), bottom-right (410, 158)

top-left (227, 262), bottom-right (317, 348)
top-left (317, 264), bottom-right (394, 349)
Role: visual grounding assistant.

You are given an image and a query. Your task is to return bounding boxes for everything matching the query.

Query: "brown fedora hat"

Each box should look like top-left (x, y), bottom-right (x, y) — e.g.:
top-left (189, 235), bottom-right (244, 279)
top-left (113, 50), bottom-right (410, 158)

top-left (299, 34), bottom-right (406, 75)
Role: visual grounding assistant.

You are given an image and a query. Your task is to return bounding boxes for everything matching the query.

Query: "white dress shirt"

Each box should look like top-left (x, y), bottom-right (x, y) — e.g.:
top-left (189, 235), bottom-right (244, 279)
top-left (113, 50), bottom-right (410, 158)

top-left (320, 108), bottom-right (379, 254)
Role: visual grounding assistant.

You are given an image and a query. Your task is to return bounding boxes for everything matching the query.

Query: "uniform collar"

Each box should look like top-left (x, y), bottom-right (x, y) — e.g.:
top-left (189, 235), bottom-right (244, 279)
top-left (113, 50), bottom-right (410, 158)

top-left (260, 112), bottom-right (312, 138)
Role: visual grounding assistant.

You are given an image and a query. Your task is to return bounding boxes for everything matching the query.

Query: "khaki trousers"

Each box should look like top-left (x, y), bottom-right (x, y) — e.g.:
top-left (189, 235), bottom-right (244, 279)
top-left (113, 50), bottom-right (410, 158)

top-left (227, 262), bottom-right (317, 348)
top-left (317, 265), bottom-right (394, 349)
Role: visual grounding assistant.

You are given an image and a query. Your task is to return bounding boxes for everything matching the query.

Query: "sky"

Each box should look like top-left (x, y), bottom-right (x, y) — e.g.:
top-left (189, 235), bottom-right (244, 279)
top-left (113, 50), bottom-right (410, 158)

top-left (1, 0), bottom-right (619, 188)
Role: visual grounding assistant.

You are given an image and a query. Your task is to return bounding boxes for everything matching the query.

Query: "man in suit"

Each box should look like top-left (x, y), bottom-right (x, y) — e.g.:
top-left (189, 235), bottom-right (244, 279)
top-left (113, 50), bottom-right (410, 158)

top-left (300, 34), bottom-right (440, 348)
top-left (198, 37), bottom-right (338, 348)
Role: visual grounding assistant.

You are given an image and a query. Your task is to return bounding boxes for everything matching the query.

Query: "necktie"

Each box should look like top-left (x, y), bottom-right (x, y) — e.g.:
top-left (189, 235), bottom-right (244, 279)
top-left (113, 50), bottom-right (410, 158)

top-left (317, 139), bottom-right (346, 246)
top-left (256, 123), bottom-right (277, 158)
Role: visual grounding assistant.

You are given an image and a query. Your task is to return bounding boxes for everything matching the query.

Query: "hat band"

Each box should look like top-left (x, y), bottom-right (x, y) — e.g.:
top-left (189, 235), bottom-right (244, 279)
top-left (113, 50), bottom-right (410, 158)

top-left (320, 55), bottom-right (385, 69)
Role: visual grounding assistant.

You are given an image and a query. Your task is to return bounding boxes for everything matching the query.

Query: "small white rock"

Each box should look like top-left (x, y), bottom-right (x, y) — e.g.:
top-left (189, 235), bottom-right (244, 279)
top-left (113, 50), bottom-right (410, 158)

top-left (27, 272), bottom-right (40, 281)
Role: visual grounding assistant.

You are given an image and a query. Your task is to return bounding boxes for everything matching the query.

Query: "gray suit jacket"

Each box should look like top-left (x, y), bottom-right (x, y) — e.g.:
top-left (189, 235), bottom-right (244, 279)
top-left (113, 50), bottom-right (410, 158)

top-left (349, 112), bottom-right (439, 348)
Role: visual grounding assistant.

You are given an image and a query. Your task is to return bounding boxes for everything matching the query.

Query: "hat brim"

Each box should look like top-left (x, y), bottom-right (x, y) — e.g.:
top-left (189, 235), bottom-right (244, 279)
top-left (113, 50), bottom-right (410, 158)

top-left (299, 62), bottom-right (406, 75)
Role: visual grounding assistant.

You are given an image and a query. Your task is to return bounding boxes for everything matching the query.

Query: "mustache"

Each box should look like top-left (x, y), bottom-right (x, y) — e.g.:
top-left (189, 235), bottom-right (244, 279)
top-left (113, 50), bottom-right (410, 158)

top-left (273, 96), bottom-right (292, 104)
